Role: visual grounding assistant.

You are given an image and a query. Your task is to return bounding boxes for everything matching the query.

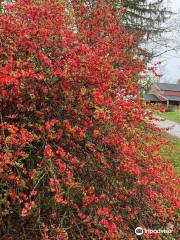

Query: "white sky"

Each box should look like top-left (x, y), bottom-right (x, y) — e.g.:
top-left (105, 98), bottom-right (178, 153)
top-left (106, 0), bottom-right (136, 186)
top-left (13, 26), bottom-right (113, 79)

top-left (160, 0), bottom-right (180, 83)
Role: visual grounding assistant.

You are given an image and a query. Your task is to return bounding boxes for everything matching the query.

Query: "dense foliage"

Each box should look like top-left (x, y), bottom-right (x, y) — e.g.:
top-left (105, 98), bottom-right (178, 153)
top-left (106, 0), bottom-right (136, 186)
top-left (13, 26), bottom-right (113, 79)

top-left (0, 0), bottom-right (179, 239)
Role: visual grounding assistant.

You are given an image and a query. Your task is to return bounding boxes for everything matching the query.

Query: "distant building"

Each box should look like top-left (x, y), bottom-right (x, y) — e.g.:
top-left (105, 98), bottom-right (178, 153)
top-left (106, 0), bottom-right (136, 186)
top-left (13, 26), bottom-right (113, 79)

top-left (145, 82), bottom-right (180, 107)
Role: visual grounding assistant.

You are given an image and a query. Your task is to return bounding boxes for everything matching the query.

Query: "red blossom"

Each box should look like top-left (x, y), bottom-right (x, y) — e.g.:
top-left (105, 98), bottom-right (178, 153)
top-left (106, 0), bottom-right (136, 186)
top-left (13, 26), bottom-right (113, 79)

top-left (0, 0), bottom-right (179, 239)
top-left (97, 208), bottom-right (110, 216)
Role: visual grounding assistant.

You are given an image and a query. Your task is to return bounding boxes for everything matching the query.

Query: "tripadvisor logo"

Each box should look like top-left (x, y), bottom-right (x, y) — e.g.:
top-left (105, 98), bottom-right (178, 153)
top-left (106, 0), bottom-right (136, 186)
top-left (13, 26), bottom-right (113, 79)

top-left (135, 227), bottom-right (143, 236)
top-left (135, 226), bottom-right (173, 236)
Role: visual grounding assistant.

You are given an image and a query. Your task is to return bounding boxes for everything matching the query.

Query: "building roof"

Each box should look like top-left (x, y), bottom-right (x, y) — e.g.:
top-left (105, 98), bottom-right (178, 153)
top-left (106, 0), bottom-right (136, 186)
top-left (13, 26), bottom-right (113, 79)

top-left (161, 94), bottom-right (180, 102)
top-left (156, 83), bottom-right (180, 92)
top-left (144, 94), bottom-right (159, 102)
top-left (144, 93), bottom-right (180, 102)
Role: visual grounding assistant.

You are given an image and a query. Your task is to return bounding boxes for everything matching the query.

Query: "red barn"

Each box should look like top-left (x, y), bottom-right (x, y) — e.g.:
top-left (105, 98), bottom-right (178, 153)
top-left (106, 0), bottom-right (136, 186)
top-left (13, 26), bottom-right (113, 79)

top-left (145, 82), bottom-right (180, 107)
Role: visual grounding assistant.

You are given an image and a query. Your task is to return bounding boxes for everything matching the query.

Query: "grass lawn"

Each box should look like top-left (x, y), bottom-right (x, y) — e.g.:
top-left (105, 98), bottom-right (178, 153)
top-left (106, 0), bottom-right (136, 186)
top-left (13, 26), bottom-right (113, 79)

top-left (157, 109), bottom-right (180, 124)
top-left (161, 135), bottom-right (180, 175)
top-left (161, 135), bottom-right (180, 240)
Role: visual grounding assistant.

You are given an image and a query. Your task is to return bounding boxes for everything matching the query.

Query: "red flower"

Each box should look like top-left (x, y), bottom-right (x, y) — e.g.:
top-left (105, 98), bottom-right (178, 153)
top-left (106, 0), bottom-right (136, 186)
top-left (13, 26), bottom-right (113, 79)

top-left (97, 208), bottom-right (110, 216)
top-left (53, 69), bottom-right (63, 77)
top-left (44, 145), bottom-right (54, 158)
top-left (54, 195), bottom-right (68, 205)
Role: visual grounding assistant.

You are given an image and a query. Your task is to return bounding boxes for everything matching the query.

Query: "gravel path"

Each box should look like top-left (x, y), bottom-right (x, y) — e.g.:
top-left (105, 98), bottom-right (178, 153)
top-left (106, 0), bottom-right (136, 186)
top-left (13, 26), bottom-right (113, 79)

top-left (154, 119), bottom-right (180, 139)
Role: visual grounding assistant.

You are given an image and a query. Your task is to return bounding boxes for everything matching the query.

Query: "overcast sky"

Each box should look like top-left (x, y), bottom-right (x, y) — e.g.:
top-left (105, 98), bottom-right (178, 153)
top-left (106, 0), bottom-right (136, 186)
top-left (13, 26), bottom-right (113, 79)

top-left (160, 0), bottom-right (180, 83)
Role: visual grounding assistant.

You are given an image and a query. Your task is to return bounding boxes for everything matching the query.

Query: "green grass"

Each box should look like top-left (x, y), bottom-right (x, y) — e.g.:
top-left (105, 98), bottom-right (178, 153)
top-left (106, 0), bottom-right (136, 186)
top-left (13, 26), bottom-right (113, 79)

top-left (161, 135), bottom-right (180, 174)
top-left (157, 109), bottom-right (180, 124)
top-left (161, 136), bottom-right (180, 240)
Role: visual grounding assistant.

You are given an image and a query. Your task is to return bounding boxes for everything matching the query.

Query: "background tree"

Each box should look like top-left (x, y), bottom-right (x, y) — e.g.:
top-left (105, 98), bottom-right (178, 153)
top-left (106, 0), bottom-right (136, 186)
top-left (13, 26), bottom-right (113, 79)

top-left (119, 0), bottom-right (172, 37)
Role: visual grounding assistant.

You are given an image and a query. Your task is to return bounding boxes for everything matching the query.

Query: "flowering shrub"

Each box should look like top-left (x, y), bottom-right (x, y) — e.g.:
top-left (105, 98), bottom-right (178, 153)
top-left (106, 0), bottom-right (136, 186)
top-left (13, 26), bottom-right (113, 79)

top-left (0, 0), bottom-right (179, 239)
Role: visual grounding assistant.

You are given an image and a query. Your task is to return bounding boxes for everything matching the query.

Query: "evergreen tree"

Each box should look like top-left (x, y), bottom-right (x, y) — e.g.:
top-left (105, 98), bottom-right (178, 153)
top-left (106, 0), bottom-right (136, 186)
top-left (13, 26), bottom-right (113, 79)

top-left (112, 0), bottom-right (172, 38)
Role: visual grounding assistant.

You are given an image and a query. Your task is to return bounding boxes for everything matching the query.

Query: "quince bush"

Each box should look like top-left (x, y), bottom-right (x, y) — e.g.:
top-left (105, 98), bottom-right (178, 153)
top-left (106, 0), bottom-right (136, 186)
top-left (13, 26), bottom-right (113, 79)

top-left (0, 0), bottom-right (179, 239)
